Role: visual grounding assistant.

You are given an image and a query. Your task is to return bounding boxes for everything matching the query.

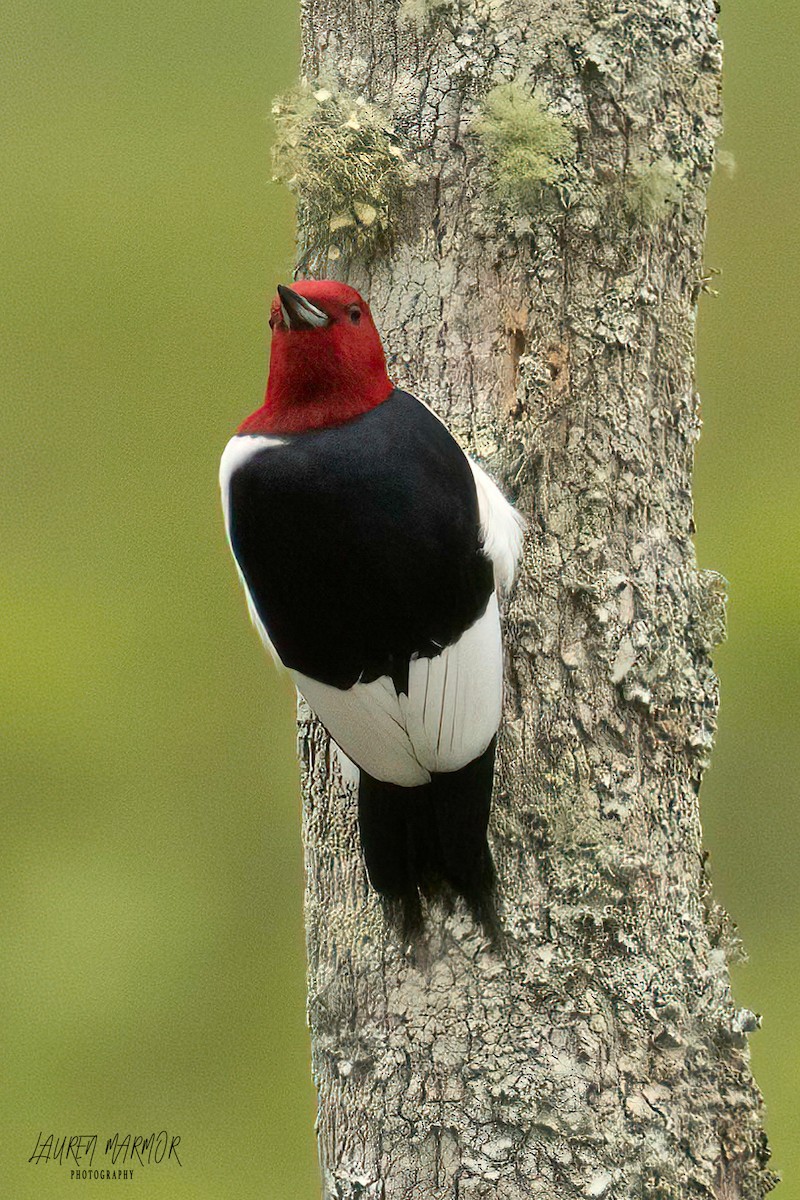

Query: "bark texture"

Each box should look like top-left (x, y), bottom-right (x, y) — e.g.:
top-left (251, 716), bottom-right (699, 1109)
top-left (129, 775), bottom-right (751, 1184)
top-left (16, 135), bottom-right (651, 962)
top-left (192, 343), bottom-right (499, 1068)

top-left (293, 1), bottom-right (775, 1196)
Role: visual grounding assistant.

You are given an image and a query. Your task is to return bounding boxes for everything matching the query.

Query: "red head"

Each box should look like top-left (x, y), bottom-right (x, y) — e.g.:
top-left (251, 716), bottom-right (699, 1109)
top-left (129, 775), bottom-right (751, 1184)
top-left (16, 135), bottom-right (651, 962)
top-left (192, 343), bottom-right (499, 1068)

top-left (238, 280), bottom-right (394, 436)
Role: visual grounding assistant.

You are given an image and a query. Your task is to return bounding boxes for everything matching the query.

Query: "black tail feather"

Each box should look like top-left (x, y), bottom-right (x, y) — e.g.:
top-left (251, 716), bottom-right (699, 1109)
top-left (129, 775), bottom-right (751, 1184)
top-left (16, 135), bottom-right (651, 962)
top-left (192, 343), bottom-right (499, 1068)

top-left (357, 737), bottom-right (498, 940)
top-left (357, 774), bottom-right (431, 941)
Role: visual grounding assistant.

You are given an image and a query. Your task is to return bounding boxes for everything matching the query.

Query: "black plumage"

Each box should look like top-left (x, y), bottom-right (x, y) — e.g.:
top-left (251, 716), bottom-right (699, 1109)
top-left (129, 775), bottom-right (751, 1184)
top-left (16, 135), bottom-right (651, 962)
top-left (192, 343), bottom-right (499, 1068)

top-left (227, 390), bottom-right (494, 691)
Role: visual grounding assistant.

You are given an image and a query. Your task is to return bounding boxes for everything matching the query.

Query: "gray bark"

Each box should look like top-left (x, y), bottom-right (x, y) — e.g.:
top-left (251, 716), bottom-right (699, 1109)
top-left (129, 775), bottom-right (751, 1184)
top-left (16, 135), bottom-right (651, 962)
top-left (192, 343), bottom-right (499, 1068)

top-left (293, 1), bottom-right (775, 1196)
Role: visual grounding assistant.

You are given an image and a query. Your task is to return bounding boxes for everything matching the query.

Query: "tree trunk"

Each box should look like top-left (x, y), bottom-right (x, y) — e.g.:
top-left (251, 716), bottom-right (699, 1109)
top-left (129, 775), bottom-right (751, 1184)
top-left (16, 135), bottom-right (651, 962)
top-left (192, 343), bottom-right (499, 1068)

top-left (293, 1), bottom-right (775, 1196)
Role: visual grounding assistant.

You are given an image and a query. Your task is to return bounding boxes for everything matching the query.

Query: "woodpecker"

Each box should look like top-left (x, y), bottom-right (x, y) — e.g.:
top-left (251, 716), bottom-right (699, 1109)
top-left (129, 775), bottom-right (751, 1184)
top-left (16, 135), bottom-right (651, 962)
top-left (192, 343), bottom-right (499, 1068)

top-left (220, 280), bottom-right (524, 935)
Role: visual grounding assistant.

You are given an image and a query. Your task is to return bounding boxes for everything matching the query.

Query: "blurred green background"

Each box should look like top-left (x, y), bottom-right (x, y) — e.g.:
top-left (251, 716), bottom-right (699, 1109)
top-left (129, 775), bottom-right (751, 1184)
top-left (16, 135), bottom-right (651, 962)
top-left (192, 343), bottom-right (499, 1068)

top-left (698, 3), bottom-right (800, 1193)
top-left (0, 1), bottom-right (796, 1197)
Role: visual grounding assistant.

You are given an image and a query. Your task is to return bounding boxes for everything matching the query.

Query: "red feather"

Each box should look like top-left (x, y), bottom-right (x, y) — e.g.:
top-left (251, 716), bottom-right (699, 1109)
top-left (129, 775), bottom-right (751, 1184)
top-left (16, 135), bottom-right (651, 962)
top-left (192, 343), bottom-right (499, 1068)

top-left (239, 280), bottom-right (394, 436)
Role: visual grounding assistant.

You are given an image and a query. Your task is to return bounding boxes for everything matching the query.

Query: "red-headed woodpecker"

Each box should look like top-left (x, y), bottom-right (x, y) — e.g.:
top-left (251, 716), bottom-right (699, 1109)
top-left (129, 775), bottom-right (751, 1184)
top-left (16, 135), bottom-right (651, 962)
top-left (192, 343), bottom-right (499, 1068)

top-left (220, 280), bottom-right (524, 934)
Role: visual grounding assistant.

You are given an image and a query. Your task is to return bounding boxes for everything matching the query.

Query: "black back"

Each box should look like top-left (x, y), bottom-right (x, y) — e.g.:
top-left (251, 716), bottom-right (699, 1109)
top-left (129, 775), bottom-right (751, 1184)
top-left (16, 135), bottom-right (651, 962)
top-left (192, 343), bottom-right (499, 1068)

top-left (227, 389), bottom-right (494, 690)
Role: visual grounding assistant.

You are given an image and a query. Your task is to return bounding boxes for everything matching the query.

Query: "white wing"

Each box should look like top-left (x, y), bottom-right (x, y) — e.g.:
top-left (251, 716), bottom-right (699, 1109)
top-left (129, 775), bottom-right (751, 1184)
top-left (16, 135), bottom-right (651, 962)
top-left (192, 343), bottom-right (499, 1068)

top-left (403, 592), bottom-right (503, 773)
top-left (290, 595), bottom-right (503, 787)
top-left (467, 456), bottom-right (526, 592)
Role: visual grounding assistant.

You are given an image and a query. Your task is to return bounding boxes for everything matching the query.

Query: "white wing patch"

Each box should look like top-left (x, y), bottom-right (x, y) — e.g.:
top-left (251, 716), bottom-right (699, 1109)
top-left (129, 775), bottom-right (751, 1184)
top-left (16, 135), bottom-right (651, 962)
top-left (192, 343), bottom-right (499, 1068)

top-left (220, 433), bottom-right (286, 666)
top-left (404, 592), bottom-right (503, 771)
top-left (467, 456), bottom-right (526, 592)
top-left (290, 595), bottom-right (503, 787)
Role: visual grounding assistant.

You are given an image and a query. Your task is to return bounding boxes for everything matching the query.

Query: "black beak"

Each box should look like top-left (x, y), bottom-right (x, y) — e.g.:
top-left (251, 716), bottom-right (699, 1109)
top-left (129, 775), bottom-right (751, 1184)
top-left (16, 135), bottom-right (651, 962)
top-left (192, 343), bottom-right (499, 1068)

top-left (277, 284), bottom-right (330, 331)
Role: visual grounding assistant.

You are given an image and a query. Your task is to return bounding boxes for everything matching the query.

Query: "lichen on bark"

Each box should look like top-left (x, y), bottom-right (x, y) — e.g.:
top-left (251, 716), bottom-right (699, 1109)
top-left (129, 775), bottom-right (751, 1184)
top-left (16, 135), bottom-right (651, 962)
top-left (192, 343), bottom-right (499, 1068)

top-left (290, 0), bottom-right (776, 1196)
top-left (474, 82), bottom-right (576, 211)
top-left (271, 79), bottom-right (420, 263)
top-left (621, 157), bottom-right (687, 228)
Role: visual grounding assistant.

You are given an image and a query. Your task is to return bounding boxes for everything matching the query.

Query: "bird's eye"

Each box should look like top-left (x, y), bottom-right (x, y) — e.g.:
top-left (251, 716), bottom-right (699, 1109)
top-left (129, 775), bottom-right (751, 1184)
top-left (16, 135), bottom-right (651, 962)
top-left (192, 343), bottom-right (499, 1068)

top-left (348, 306), bottom-right (362, 325)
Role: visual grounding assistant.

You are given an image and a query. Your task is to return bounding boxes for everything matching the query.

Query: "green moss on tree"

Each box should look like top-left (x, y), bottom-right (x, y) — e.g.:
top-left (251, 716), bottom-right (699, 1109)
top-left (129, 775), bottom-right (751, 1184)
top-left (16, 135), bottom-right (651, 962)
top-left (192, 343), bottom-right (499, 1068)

top-left (474, 83), bottom-right (575, 211)
top-left (271, 80), bottom-right (420, 259)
